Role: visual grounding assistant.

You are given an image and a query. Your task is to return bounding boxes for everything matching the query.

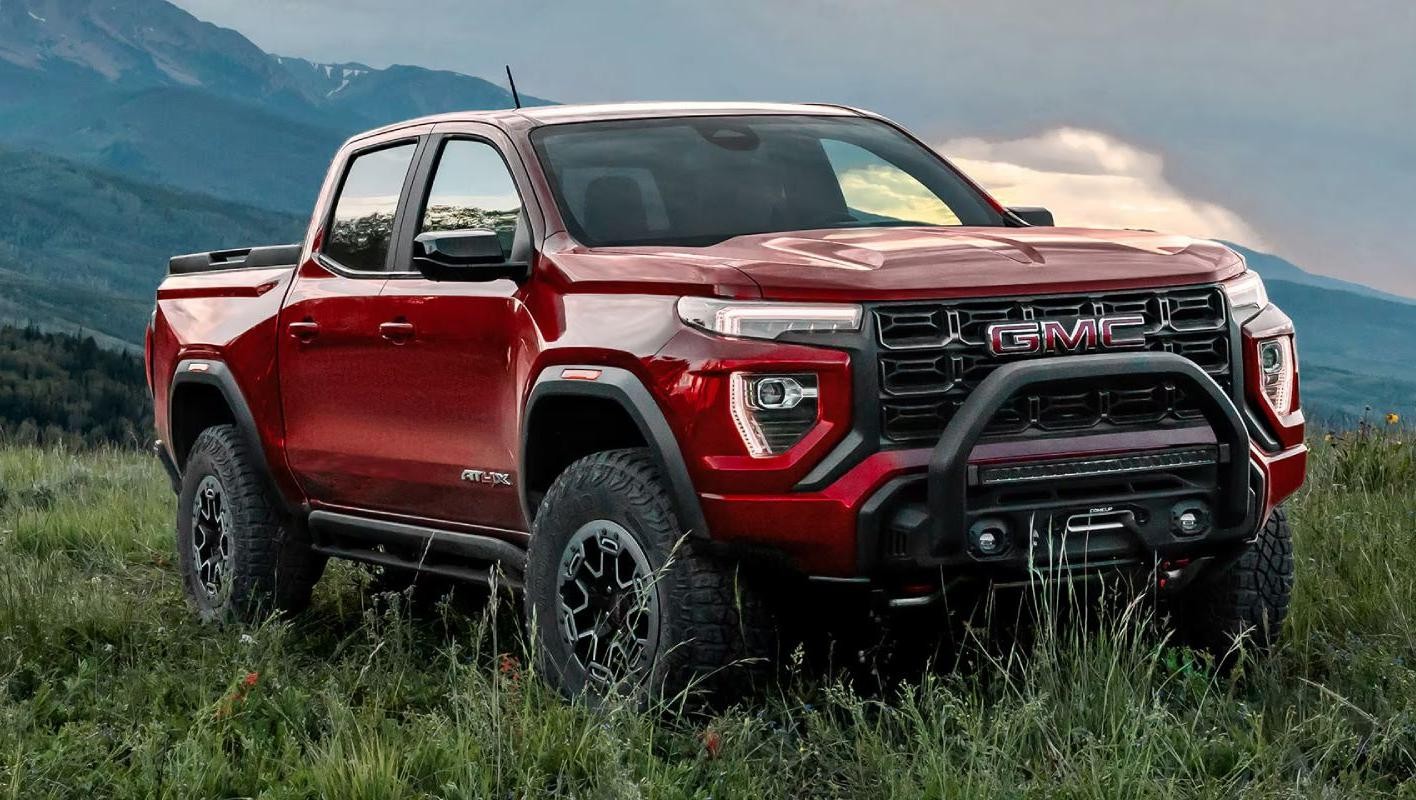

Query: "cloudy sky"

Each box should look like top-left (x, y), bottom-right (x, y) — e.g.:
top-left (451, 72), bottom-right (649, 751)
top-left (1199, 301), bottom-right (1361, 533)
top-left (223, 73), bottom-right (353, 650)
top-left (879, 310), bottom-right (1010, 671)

top-left (174, 0), bottom-right (1416, 296)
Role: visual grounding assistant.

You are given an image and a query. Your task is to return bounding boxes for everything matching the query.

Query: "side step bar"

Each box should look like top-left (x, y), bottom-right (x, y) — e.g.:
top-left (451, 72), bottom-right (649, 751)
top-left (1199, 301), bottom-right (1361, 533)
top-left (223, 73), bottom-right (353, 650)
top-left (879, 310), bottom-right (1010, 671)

top-left (307, 511), bottom-right (527, 589)
top-left (310, 544), bottom-right (513, 588)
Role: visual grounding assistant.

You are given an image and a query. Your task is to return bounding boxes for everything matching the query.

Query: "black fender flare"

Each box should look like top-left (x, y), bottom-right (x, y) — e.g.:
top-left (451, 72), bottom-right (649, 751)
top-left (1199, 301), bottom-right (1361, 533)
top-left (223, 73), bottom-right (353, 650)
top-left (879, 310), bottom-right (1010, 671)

top-left (520, 365), bottom-right (710, 540)
top-left (168, 359), bottom-right (296, 513)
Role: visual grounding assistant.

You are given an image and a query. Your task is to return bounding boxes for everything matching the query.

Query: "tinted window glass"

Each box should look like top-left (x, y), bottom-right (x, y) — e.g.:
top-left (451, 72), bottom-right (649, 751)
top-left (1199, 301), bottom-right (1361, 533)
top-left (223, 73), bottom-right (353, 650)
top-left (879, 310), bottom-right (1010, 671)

top-left (325, 143), bottom-right (417, 271)
top-left (531, 115), bottom-right (1003, 248)
top-left (822, 140), bottom-right (962, 226)
top-left (420, 139), bottom-right (523, 258)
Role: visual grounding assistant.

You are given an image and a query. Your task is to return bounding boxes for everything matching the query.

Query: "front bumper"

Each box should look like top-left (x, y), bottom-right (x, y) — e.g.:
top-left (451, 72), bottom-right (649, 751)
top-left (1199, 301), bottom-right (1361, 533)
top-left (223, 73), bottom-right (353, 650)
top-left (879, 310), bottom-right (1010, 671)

top-left (700, 352), bottom-right (1306, 579)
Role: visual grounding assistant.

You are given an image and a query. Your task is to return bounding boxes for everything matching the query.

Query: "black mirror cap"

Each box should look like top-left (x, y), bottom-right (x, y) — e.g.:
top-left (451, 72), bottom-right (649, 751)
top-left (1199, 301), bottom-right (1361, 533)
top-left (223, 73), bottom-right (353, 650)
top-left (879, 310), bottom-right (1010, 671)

top-left (1008, 206), bottom-right (1054, 227)
top-left (412, 229), bottom-right (528, 282)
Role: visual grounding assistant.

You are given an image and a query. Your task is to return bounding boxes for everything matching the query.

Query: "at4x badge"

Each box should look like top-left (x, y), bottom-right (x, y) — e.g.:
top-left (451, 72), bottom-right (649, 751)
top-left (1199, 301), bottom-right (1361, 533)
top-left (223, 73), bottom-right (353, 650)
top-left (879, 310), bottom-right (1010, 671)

top-left (460, 468), bottom-right (513, 487)
top-left (985, 315), bottom-right (1146, 356)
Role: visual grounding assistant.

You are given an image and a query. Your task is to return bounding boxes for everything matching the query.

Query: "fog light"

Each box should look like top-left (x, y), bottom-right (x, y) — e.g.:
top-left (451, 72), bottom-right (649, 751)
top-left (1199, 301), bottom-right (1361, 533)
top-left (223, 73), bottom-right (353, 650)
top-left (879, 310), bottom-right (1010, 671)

top-left (729, 373), bottom-right (820, 457)
top-left (978, 530), bottom-right (1000, 553)
top-left (1170, 501), bottom-right (1211, 537)
top-left (753, 376), bottom-right (806, 410)
top-left (969, 518), bottom-right (1009, 556)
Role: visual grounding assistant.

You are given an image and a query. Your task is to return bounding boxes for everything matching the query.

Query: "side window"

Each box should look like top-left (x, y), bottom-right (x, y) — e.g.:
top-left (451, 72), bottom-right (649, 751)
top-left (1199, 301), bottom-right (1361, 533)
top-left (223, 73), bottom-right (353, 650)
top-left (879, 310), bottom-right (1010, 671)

top-left (821, 139), bottom-right (962, 226)
top-left (420, 139), bottom-right (523, 258)
top-left (325, 143), bottom-right (417, 272)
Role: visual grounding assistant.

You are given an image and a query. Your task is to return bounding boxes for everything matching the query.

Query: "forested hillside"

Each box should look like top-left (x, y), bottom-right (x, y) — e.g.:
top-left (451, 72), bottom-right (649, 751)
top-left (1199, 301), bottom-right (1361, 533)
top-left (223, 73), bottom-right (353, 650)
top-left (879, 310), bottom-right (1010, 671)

top-left (0, 146), bottom-right (304, 345)
top-left (0, 325), bottom-right (150, 446)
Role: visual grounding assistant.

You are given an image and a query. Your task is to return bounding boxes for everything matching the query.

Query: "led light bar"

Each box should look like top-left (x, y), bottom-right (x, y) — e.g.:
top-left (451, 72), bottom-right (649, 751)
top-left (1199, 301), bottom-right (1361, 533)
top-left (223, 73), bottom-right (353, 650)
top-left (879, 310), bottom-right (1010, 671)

top-left (977, 447), bottom-right (1220, 486)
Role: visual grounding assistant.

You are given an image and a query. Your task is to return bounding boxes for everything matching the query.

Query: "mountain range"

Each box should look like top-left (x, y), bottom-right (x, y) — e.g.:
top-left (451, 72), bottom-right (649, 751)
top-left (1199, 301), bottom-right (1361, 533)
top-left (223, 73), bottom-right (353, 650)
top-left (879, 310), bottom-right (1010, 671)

top-left (0, 0), bottom-right (547, 212)
top-left (0, 0), bottom-right (1410, 424)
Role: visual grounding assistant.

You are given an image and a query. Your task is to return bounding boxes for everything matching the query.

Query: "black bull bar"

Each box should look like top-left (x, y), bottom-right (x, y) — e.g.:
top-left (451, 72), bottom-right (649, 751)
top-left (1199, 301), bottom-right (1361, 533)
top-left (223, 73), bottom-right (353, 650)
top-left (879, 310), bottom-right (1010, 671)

top-left (913, 352), bottom-right (1254, 567)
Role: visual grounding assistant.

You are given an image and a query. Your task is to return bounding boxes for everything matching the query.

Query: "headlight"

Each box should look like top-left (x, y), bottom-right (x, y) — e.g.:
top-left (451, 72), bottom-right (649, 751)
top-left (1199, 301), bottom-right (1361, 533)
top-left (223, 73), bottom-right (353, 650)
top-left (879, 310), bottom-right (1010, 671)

top-left (730, 373), bottom-right (819, 457)
top-left (1257, 336), bottom-right (1296, 414)
top-left (677, 298), bottom-right (862, 340)
top-left (1223, 270), bottom-right (1269, 322)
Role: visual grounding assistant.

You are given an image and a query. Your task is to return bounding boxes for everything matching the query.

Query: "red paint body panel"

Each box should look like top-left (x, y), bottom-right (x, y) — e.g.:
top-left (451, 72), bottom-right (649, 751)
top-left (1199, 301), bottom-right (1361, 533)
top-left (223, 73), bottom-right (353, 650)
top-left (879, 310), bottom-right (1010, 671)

top-left (276, 260), bottom-right (392, 508)
top-left (702, 435), bottom-right (1309, 577)
top-left (146, 102), bottom-right (1307, 576)
top-left (595, 227), bottom-right (1244, 302)
top-left (367, 275), bottom-right (530, 527)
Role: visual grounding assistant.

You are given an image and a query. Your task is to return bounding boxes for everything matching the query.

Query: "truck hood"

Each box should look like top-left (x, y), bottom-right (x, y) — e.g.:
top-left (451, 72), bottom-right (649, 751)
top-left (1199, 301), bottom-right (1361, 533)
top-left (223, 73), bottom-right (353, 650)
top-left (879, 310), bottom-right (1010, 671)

top-left (558, 226), bottom-right (1245, 302)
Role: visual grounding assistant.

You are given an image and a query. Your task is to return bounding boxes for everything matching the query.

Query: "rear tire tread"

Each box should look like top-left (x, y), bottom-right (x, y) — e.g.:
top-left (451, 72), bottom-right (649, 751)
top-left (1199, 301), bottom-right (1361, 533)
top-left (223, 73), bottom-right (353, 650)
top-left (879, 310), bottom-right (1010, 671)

top-left (177, 424), bottom-right (321, 622)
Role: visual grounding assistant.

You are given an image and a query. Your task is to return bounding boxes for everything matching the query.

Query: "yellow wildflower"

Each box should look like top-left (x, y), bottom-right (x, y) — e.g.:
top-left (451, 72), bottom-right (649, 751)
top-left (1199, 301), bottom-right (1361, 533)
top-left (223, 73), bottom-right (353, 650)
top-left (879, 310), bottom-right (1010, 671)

top-left (1387, 412), bottom-right (1401, 425)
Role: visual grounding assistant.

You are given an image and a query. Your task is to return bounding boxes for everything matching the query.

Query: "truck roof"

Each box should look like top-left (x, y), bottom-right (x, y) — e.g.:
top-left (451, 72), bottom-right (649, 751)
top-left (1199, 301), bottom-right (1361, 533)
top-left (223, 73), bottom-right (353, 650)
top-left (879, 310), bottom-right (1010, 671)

top-left (347, 101), bottom-right (865, 144)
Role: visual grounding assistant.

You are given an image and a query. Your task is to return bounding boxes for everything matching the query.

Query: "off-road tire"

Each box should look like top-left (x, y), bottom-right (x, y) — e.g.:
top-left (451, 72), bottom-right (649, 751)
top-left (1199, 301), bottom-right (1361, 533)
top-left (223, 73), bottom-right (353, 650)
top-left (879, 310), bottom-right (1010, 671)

top-left (1174, 506), bottom-right (1294, 657)
top-left (525, 448), bottom-right (773, 703)
top-left (176, 425), bottom-right (323, 622)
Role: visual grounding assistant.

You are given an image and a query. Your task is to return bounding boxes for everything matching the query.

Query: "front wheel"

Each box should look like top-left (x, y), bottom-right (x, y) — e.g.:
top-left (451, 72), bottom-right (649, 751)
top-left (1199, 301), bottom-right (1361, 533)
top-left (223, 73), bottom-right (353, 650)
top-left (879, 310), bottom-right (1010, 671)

top-left (1172, 506), bottom-right (1294, 657)
top-left (175, 425), bottom-right (323, 622)
top-left (524, 449), bottom-right (772, 703)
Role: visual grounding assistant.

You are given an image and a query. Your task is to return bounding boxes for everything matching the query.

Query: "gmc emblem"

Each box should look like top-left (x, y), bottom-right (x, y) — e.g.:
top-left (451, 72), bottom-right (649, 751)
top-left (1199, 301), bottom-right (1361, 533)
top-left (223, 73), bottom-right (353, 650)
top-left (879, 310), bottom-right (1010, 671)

top-left (986, 315), bottom-right (1146, 356)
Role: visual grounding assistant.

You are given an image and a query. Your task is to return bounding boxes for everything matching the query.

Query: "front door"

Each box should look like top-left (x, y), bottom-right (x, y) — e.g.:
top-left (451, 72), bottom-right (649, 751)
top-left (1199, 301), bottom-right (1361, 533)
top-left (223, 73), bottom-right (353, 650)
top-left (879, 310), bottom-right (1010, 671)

top-left (372, 131), bottom-right (535, 531)
top-left (279, 138), bottom-right (420, 509)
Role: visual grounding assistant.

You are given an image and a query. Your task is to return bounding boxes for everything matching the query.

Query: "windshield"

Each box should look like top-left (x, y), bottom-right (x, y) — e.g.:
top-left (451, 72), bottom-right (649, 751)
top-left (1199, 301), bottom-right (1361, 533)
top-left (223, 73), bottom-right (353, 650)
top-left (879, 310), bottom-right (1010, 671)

top-left (530, 115), bottom-right (1006, 248)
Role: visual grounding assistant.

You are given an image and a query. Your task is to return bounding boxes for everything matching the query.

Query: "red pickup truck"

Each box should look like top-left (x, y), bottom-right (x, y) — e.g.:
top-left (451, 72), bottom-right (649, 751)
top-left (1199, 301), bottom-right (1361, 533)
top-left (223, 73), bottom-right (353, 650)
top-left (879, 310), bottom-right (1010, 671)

top-left (148, 102), bottom-right (1305, 699)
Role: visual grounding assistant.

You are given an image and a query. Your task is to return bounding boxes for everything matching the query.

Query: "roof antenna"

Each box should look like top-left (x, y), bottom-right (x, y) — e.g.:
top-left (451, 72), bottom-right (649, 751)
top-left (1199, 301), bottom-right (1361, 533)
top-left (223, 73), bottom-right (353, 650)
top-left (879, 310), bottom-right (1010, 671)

top-left (505, 65), bottom-right (522, 109)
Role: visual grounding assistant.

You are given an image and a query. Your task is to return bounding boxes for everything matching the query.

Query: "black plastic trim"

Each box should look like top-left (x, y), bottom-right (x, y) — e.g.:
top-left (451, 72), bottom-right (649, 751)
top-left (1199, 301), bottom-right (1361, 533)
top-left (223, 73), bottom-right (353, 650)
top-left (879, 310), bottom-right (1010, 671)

top-left (311, 544), bottom-right (511, 589)
top-left (168, 359), bottom-right (294, 512)
top-left (522, 365), bottom-right (711, 539)
top-left (928, 352), bottom-right (1251, 558)
top-left (168, 244), bottom-right (301, 276)
top-left (856, 474), bottom-right (916, 573)
top-left (152, 438), bottom-right (180, 494)
top-left (787, 314), bottom-right (884, 491)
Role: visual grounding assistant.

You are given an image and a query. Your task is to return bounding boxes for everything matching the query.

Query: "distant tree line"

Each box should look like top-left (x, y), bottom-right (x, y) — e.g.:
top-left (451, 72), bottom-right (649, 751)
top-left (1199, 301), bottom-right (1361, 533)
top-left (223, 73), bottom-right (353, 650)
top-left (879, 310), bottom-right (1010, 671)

top-left (0, 325), bottom-right (151, 447)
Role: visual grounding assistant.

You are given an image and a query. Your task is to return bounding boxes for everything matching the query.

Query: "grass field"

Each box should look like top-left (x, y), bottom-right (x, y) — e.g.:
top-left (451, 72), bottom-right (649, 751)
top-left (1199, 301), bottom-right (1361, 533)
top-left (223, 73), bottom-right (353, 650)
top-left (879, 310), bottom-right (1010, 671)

top-left (1, 431), bottom-right (1414, 798)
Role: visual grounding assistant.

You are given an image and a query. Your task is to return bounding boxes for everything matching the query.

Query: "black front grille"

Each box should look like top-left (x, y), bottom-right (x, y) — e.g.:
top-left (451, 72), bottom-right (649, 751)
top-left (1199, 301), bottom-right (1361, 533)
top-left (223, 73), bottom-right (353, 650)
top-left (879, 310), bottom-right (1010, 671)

top-left (874, 286), bottom-right (1232, 443)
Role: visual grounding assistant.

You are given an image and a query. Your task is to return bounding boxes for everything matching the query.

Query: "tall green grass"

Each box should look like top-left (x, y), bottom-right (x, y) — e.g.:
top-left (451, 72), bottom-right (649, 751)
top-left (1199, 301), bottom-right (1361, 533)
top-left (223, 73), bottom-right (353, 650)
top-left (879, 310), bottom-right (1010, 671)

top-left (0, 432), bottom-right (1414, 798)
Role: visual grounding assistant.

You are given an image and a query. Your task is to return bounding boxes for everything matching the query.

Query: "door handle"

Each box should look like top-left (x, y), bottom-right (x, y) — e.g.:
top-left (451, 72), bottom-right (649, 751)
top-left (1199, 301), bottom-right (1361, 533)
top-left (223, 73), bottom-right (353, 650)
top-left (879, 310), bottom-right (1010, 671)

top-left (287, 320), bottom-right (320, 342)
top-left (379, 321), bottom-right (416, 343)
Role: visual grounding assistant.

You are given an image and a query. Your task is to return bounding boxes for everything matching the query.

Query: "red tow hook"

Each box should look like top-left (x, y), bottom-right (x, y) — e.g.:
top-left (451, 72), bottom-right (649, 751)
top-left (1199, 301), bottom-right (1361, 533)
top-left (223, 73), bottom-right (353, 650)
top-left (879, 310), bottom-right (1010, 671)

top-left (1157, 558), bottom-right (1192, 591)
top-left (887, 582), bottom-right (942, 609)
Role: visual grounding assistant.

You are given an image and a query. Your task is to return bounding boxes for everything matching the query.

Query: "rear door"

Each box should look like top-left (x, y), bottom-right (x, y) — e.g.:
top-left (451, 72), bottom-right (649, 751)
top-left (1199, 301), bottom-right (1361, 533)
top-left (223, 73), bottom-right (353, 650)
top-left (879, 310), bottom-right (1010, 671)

top-left (370, 124), bottom-right (543, 530)
top-left (279, 134), bottom-right (425, 507)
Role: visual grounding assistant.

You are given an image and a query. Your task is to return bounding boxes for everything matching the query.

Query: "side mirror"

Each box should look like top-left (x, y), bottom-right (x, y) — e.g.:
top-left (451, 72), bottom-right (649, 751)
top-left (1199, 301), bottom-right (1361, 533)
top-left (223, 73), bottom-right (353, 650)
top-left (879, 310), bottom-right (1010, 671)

top-left (1008, 206), bottom-right (1054, 227)
top-left (412, 229), bottom-right (528, 281)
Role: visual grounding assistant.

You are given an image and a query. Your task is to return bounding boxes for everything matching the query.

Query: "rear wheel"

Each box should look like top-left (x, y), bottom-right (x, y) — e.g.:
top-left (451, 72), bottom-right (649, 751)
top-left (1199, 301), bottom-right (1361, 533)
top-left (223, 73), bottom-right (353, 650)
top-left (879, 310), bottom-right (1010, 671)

top-left (524, 448), bottom-right (772, 703)
top-left (1173, 506), bottom-right (1294, 656)
top-left (175, 425), bottom-right (323, 622)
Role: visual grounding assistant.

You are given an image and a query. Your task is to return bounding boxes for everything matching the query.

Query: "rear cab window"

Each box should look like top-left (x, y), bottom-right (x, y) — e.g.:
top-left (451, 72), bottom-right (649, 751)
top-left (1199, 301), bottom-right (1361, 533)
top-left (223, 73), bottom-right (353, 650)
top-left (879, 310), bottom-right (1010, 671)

top-left (323, 142), bottom-right (418, 272)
